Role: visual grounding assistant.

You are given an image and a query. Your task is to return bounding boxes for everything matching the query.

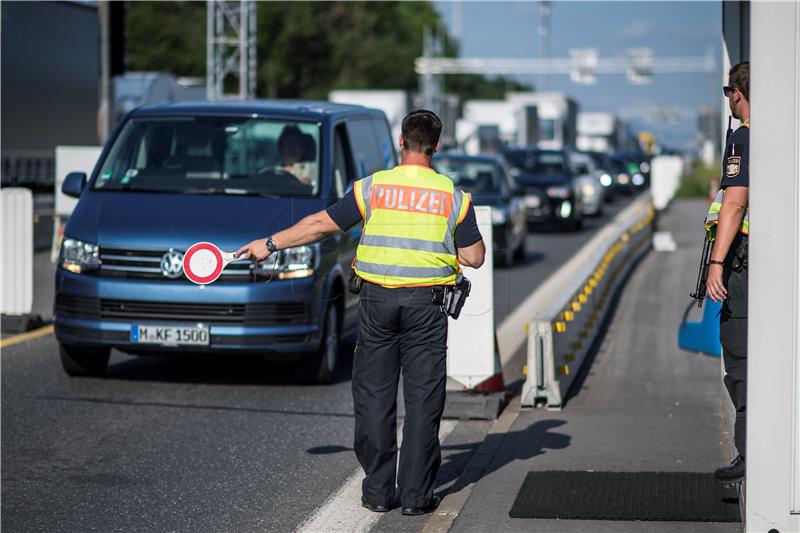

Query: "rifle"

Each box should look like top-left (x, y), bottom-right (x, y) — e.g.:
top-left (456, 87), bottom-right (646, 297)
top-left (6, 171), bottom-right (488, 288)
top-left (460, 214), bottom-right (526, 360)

top-left (687, 116), bottom-right (734, 310)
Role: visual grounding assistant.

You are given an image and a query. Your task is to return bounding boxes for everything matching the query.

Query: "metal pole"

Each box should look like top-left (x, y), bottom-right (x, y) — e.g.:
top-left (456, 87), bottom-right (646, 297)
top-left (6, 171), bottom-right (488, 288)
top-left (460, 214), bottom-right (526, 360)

top-left (206, 0), bottom-right (214, 100)
top-left (539, 0), bottom-right (551, 91)
top-left (98, 0), bottom-right (110, 143)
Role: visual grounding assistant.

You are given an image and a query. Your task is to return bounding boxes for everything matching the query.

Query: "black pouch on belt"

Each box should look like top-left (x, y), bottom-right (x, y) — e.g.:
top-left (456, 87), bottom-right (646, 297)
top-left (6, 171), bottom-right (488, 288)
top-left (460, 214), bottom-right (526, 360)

top-left (348, 269), bottom-right (363, 294)
top-left (442, 274), bottom-right (471, 319)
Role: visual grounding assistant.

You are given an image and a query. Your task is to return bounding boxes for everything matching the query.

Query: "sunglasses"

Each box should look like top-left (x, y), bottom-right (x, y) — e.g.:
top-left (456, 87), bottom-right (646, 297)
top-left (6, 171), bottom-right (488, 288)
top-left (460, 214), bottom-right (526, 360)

top-left (723, 86), bottom-right (736, 97)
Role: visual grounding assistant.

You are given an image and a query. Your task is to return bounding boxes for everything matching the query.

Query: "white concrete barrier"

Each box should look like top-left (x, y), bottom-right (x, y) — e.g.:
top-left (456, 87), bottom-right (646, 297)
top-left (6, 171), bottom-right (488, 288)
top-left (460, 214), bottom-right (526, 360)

top-left (650, 155), bottom-right (683, 211)
top-left (2, 188), bottom-right (34, 315)
top-left (521, 193), bottom-right (654, 408)
top-left (447, 206), bottom-right (498, 389)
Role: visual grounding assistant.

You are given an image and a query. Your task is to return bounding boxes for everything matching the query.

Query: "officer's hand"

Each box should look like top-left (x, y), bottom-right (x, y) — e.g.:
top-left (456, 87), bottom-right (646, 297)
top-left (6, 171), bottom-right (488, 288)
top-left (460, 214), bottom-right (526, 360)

top-left (236, 239), bottom-right (272, 262)
top-left (706, 264), bottom-right (727, 302)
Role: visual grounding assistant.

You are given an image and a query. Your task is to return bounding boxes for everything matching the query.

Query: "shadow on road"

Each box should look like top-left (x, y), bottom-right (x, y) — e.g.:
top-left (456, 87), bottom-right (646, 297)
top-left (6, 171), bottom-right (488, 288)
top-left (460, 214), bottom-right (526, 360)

top-left (89, 337), bottom-right (357, 387)
top-left (306, 419), bottom-right (571, 497)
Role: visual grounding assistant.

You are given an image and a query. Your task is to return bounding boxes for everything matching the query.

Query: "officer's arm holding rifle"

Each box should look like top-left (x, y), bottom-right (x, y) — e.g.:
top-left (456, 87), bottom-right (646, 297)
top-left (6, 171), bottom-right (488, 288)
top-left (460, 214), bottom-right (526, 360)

top-left (706, 187), bottom-right (748, 302)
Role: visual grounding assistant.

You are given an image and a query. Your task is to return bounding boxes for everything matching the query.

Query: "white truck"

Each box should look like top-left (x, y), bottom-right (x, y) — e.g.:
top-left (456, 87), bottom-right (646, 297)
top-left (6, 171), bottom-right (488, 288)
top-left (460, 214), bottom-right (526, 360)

top-left (576, 112), bottom-right (625, 153)
top-left (506, 92), bottom-right (578, 150)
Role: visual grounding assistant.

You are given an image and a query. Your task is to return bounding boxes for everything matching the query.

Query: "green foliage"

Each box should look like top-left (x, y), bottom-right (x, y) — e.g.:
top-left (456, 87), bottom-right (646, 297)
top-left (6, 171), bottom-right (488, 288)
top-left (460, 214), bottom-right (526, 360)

top-left (124, 1), bottom-right (530, 101)
top-left (676, 159), bottom-right (720, 198)
top-left (125, 2), bottom-right (206, 77)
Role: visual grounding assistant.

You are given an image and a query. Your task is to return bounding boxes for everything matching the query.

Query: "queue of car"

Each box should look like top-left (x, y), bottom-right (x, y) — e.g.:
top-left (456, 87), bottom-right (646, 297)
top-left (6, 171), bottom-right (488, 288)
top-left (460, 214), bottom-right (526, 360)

top-left (54, 99), bottom-right (648, 382)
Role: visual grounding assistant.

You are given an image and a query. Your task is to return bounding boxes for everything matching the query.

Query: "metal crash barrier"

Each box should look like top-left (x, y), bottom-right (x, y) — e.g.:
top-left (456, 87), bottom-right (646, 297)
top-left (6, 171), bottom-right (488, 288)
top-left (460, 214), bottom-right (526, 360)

top-left (522, 193), bottom-right (655, 408)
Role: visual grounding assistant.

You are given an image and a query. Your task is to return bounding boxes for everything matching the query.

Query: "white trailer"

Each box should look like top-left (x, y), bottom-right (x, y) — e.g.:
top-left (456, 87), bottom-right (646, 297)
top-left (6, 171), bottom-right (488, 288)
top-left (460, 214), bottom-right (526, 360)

top-left (576, 112), bottom-right (623, 153)
top-left (506, 92), bottom-right (578, 150)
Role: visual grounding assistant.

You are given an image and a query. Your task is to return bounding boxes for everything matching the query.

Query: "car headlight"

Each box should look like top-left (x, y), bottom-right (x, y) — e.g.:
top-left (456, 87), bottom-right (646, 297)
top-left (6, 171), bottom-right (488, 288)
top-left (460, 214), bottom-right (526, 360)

top-left (617, 173), bottom-right (630, 185)
top-left (60, 238), bottom-right (100, 274)
top-left (580, 183), bottom-right (597, 198)
top-left (546, 186), bottom-right (570, 199)
top-left (599, 173), bottom-right (612, 187)
top-left (632, 173), bottom-right (645, 186)
top-left (257, 244), bottom-right (318, 280)
top-left (491, 207), bottom-right (508, 225)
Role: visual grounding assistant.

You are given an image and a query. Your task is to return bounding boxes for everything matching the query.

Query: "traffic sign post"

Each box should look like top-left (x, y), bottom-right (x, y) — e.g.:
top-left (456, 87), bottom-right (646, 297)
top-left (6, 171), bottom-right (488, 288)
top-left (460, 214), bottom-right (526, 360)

top-left (183, 242), bottom-right (241, 285)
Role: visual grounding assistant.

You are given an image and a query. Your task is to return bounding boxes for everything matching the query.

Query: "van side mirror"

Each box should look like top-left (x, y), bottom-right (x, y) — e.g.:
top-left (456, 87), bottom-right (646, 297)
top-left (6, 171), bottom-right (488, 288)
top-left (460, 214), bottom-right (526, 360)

top-left (62, 172), bottom-right (87, 198)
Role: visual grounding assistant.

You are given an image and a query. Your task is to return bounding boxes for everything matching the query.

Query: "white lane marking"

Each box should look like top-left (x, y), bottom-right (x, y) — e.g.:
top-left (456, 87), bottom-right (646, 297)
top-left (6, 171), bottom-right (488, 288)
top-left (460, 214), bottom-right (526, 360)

top-left (295, 420), bottom-right (457, 533)
top-left (652, 231), bottom-right (677, 252)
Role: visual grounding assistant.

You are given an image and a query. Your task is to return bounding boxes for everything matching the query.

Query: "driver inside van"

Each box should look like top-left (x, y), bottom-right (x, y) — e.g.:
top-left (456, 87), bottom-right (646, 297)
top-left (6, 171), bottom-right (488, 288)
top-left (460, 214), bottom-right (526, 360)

top-left (277, 125), bottom-right (316, 187)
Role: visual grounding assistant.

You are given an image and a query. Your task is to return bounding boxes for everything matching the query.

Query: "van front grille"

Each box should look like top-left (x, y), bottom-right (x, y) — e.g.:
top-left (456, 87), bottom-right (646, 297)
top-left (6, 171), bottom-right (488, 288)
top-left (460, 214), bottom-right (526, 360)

top-left (55, 295), bottom-right (309, 326)
top-left (98, 247), bottom-right (255, 281)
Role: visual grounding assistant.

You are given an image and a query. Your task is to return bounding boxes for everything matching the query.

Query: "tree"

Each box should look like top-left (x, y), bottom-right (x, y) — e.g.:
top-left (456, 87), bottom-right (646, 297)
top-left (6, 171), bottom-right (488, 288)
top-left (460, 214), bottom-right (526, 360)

top-left (124, 1), bottom-right (530, 101)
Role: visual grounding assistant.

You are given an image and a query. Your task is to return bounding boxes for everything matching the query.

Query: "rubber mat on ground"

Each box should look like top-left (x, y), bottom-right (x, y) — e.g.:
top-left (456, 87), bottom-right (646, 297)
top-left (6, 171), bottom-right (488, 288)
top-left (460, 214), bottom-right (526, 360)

top-left (509, 471), bottom-right (740, 522)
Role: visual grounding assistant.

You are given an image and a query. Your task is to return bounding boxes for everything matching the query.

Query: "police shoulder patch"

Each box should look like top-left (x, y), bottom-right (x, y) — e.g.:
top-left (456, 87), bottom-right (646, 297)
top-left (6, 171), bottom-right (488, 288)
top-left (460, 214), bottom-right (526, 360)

top-left (726, 156), bottom-right (741, 178)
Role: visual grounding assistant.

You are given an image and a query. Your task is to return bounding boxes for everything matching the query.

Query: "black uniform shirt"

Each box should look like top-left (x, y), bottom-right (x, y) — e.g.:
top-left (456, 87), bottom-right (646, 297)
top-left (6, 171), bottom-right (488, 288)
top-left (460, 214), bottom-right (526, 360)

top-left (721, 125), bottom-right (749, 189)
top-left (326, 187), bottom-right (483, 248)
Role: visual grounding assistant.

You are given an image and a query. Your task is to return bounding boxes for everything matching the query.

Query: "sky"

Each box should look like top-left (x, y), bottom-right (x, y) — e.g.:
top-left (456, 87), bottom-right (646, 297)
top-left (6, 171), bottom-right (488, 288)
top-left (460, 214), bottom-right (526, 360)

top-left (434, 1), bottom-right (722, 151)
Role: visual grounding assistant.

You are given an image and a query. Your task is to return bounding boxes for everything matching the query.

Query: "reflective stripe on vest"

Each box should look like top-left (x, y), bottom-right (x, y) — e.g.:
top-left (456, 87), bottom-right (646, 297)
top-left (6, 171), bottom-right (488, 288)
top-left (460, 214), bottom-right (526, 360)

top-left (353, 165), bottom-right (471, 287)
top-left (705, 188), bottom-right (749, 239)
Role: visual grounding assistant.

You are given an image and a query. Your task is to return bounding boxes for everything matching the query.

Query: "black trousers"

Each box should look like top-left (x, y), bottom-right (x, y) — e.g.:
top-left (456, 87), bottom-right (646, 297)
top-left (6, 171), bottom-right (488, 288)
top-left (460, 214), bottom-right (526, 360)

top-left (352, 281), bottom-right (448, 508)
top-left (720, 234), bottom-right (748, 459)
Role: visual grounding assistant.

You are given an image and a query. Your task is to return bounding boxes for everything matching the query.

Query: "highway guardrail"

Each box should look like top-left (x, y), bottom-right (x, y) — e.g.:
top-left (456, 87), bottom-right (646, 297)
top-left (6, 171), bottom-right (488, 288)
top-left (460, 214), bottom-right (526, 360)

top-left (521, 192), bottom-right (654, 408)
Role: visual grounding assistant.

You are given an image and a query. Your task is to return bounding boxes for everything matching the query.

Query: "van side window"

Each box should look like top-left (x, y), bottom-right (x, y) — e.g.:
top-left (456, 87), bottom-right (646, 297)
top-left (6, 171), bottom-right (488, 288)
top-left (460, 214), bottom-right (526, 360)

top-left (370, 118), bottom-right (397, 169)
top-left (345, 119), bottom-right (386, 179)
top-left (332, 125), bottom-right (354, 198)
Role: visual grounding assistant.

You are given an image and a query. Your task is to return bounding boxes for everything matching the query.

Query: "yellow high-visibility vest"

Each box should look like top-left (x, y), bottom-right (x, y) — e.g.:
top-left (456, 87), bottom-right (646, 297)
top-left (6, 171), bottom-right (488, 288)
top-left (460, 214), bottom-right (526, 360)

top-left (353, 165), bottom-right (471, 287)
top-left (704, 189), bottom-right (749, 240)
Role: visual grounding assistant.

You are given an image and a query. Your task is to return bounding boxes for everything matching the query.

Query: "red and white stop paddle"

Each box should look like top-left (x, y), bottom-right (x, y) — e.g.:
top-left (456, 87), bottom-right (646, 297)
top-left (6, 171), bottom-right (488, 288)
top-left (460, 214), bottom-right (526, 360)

top-left (183, 242), bottom-right (242, 285)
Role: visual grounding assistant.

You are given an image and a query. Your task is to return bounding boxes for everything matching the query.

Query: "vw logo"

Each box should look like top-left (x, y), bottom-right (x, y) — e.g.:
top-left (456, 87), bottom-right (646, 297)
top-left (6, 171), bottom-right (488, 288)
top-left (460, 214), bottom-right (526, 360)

top-left (160, 250), bottom-right (184, 279)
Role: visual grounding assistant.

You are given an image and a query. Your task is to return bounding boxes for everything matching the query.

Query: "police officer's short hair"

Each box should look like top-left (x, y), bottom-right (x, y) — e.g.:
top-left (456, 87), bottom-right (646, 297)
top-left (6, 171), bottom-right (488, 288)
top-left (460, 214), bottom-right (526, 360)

top-left (401, 110), bottom-right (442, 157)
top-left (729, 62), bottom-right (749, 102)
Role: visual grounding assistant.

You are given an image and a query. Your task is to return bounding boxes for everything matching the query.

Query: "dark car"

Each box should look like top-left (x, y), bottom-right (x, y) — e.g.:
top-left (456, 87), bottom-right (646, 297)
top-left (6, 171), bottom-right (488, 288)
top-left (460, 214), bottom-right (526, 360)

top-left (613, 150), bottom-right (650, 189)
top-left (433, 153), bottom-right (527, 267)
top-left (504, 148), bottom-right (582, 231)
top-left (54, 100), bottom-right (397, 383)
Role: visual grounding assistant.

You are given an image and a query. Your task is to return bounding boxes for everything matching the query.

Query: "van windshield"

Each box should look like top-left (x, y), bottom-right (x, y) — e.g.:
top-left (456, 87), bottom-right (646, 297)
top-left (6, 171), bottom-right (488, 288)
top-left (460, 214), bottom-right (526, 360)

top-left (93, 117), bottom-right (321, 196)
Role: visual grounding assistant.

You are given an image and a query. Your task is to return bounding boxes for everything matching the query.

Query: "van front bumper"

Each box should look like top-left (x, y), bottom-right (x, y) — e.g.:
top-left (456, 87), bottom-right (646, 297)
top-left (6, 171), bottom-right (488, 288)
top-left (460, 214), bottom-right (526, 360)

top-left (53, 268), bottom-right (325, 359)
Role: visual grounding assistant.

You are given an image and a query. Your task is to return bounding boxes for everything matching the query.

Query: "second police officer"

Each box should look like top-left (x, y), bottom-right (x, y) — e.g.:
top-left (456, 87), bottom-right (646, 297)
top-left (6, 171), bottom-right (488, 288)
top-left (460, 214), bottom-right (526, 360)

top-left (705, 61), bottom-right (750, 486)
top-left (236, 110), bottom-right (486, 514)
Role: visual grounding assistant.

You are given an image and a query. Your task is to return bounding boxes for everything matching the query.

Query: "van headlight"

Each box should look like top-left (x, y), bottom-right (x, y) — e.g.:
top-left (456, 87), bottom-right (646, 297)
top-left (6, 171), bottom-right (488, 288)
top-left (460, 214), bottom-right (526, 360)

top-left (60, 238), bottom-right (100, 274)
top-left (254, 244), bottom-right (318, 280)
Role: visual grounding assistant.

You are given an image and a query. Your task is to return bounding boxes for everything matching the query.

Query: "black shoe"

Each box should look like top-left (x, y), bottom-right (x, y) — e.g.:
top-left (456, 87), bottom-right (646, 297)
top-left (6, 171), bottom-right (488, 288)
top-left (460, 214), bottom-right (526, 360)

top-left (361, 501), bottom-right (391, 513)
top-left (401, 494), bottom-right (442, 516)
top-left (715, 455), bottom-right (745, 486)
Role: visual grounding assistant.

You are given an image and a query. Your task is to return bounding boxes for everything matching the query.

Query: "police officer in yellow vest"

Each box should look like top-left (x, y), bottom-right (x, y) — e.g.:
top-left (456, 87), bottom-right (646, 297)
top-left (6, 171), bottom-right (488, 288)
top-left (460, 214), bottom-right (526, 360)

top-left (705, 62), bottom-right (749, 486)
top-left (236, 110), bottom-right (486, 514)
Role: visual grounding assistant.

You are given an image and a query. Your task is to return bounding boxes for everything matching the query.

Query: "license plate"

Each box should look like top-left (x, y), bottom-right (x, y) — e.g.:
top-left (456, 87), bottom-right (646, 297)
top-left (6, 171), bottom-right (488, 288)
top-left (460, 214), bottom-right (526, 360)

top-left (525, 196), bottom-right (541, 208)
top-left (131, 325), bottom-right (210, 346)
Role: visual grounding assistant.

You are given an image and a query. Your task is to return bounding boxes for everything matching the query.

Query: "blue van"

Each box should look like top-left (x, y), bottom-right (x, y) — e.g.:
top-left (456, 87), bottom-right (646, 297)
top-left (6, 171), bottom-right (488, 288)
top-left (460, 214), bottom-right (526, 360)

top-left (55, 101), bottom-right (396, 383)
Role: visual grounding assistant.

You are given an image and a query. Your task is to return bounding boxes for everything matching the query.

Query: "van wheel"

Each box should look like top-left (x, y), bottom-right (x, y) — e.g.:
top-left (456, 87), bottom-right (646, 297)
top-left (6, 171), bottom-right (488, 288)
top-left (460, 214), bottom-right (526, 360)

top-left (59, 344), bottom-right (110, 377)
top-left (296, 304), bottom-right (339, 384)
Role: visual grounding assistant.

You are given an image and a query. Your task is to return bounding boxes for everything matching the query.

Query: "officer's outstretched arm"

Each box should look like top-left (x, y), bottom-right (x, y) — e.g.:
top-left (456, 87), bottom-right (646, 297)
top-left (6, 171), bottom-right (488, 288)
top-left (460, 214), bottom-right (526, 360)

top-left (236, 210), bottom-right (341, 261)
top-left (458, 239), bottom-right (486, 269)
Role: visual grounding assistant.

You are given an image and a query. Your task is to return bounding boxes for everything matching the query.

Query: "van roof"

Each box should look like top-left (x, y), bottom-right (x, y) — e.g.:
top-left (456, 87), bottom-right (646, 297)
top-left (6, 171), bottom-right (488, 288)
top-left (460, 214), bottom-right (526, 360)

top-left (131, 99), bottom-right (382, 120)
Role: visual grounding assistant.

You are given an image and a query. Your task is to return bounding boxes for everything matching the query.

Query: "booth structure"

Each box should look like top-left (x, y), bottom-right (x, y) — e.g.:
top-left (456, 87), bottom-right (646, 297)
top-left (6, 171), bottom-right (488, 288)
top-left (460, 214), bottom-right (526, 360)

top-left (729, 2), bottom-right (800, 531)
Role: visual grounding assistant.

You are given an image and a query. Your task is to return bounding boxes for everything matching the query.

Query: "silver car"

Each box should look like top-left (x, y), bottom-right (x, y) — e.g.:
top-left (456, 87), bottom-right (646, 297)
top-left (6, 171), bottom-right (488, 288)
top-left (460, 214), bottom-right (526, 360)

top-left (569, 152), bottom-right (605, 216)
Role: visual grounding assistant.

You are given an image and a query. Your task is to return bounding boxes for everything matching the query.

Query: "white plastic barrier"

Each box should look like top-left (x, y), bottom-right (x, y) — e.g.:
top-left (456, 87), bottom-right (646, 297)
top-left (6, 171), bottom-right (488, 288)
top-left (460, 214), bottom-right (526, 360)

top-left (2, 188), bottom-right (34, 315)
top-left (521, 193), bottom-right (654, 408)
top-left (650, 155), bottom-right (683, 210)
top-left (447, 206), bottom-right (499, 389)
